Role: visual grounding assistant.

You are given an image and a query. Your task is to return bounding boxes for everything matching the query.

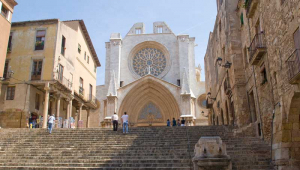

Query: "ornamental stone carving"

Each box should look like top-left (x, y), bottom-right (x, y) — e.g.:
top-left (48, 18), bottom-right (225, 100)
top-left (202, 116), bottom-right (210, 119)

top-left (132, 48), bottom-right (167, 77)
top-left (138, 102), bottom-right (163, 123)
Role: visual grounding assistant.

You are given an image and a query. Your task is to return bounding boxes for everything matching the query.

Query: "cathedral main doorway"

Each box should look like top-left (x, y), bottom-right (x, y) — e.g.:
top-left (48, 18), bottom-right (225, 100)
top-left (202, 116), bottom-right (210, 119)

top-left (118, 76), bottom-right (181, 127)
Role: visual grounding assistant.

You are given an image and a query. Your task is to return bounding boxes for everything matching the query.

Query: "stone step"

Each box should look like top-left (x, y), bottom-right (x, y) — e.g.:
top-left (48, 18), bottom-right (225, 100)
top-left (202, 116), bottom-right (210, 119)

top-left (0, 126), bottom-right (273, 170)
top-left (0, 166), bottom-right (192, 170)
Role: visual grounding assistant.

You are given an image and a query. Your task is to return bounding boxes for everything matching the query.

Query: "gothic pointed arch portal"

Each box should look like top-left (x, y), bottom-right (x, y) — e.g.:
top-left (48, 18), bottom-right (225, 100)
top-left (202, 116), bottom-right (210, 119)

top-left (118, 77), bottom-right (181, 127)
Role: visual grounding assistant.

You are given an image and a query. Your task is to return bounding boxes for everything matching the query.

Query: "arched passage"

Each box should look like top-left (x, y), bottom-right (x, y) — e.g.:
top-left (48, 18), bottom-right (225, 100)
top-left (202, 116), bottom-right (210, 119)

top-left (118, 77), bottom-right (181, 126)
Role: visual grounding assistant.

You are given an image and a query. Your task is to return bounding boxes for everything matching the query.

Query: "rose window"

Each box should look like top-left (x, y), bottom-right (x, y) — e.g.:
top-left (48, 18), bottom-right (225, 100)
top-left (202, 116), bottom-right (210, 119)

top-left (132, 48), bottom-right (167, 77)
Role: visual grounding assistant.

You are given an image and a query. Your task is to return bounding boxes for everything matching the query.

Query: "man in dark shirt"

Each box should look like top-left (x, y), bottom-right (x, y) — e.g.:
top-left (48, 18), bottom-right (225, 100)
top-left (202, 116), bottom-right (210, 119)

top-left (181, 117), bottom-right (186, 126)
top-left (172, 118), bottom-right (176, 126)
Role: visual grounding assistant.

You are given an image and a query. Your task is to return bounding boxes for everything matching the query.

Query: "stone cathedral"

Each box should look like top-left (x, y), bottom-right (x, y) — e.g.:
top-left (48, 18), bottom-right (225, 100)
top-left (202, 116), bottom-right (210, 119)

top-left (97, 22), bottom-right (208, 127)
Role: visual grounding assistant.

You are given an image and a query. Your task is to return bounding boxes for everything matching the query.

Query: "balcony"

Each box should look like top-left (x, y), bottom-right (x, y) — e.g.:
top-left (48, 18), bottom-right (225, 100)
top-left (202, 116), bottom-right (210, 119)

top-left (35, 42), bottom-right (44, 51)
top-left (31, 71), bottom-right (41, 80)
top-left (249, 32), bottom-right (267, 65)
top-left (287, 49), bottom-right (300, 84)
top-left (246, 0), bottom-right (259, 18)
top-left (86, 94), bottom-right (98, 109)
top-left (224, 77), bottom-right (232, 96)
top-left (53, 72), bottom-right (72, 91)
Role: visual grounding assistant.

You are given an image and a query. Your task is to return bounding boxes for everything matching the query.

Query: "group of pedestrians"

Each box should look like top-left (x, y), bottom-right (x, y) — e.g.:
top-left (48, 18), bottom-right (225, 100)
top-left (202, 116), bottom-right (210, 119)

top-left (167, 117), bottom-right (185, 127)
top-left (111, 112), bottom-right (129, 133)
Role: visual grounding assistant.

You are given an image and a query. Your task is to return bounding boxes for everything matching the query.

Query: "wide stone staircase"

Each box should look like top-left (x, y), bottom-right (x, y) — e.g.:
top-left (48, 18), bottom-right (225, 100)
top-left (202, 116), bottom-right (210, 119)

top-left (0, 126), bottom-right (274, 170)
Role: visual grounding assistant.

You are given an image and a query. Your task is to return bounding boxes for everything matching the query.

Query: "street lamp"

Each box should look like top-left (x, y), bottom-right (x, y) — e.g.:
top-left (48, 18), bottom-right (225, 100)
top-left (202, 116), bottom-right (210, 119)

top-left (207, 92), bottom-right (216, 101)
top-left (216, 57), bottom-right (232, 69)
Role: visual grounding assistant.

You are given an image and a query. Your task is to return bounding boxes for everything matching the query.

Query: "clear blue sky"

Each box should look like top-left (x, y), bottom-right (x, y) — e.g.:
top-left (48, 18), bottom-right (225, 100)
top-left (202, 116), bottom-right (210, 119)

top-left (12, 0), bottom-right (217, 85)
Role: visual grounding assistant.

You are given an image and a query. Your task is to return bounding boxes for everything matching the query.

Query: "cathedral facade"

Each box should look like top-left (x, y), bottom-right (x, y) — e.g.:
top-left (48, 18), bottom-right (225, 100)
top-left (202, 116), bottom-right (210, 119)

top-left (97, 22), bottom-right (208, 127)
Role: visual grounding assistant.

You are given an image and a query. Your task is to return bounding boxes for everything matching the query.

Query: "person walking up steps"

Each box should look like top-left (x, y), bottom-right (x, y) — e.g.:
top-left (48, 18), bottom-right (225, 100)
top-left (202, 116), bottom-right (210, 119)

top-left (172, 118), bottom-right (176, 126)
top-left (111, 112), bottom-right (119, 131)
top-left (121, 112), bottom-right (129, 134)
top-left (47, 114), bottom-right (55, 134)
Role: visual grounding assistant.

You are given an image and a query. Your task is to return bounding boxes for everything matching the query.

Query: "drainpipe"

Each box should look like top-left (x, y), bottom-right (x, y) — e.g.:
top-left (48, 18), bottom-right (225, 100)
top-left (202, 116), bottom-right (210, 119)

top-left (246, 16), bottom-right (264, 140)
top-left (21, 84), bottom-right (29, 128)
top-left (271, 102), bottom-right (281, 163)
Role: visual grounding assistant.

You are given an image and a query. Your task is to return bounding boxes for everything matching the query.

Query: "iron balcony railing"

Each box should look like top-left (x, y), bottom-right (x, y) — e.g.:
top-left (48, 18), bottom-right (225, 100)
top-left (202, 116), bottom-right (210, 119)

top-left (54, 72), bottom-right (72, 90)
top-left (88, 94), bottom-right (98, 104)
top-left (249, 32), bottom-right (267, 62)
top-left (287, 49), bottom-right (300, 83)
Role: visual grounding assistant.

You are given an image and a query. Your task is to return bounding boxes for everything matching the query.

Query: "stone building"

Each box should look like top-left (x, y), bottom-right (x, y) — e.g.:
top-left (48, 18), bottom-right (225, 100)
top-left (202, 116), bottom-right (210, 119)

top-left (204, 0), bottom-right (300, 169)
top-left (0, 19), bottom-right (101, 128)
top-left (97, 22), bottom-right (208, 127)
top-left (0, 0), bottom-right (17, 90)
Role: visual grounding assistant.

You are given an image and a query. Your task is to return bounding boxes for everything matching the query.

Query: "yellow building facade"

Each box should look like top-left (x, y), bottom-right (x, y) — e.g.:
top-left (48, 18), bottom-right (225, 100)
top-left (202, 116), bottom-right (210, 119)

top-left (0, 19), bottom-right (100, 128)
top-left (0, 0), bottom-right (17, 97)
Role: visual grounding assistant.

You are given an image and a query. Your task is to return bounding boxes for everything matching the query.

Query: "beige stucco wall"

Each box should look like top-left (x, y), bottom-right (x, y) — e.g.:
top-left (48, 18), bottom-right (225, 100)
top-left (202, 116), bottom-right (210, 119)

top-left (0, 0), bottom-right (16, 77)
top-left (0, 19), bottom-right (100, 128)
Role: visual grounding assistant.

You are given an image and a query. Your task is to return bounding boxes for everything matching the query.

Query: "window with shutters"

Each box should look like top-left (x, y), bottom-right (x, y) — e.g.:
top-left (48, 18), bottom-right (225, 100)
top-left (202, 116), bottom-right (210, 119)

top-left (35, 30), bottom-right (46, 50)
top-left (61, 35), bottom-right (66, 55)
top-left (260, 64), bottom-right (268, 85)
top-left (79, 77), bottom-right (84, 95)
top-left (58, 64), bottom-right (64, 82)
top-left (31, 60), bottom-right (43, 80)
top-left (87, 56), bottom-right (89, 64)
top-left (1, 4), bottom-right (10, 21)
top-left (240, 13), bottom-right (244, 26)
top-left (6, 86), bottom-right (15, 100)
top-left (3, 60), bottom-right (9, 79)
top-left (7, 32), bottom-right (13, 52)
top-left (89, 84), bottom-right (93, 100)
top-left (78, 44), bottom-right (81, 54)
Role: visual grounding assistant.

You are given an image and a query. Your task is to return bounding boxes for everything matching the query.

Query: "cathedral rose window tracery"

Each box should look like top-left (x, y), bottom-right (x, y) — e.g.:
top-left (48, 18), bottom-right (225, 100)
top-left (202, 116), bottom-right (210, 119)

top-left (132, 48), bottom-right (167, 77)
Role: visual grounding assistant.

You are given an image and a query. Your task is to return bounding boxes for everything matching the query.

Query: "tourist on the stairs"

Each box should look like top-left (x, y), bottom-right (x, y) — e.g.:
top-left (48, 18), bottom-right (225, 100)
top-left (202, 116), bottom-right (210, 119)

top-left (172, 118), bottom-right (176, 126)
top-left (121, 112), bottom-right (129, 134)
top-left (111, 112), bottom-right (119, 131)
top-left (166, 119), bottom-right (171, 126)
top-left (47, 114), bottom-right (55, 134)
top-left (181, 117), bottom-right (186, 126)
top-left (177, 119), bottom-right (181, 126)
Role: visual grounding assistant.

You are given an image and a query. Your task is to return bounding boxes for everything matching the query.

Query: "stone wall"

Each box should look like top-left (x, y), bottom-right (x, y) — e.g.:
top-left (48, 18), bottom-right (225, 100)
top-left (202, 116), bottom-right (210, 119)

top-left (205, 0), bottom-right (300, 169)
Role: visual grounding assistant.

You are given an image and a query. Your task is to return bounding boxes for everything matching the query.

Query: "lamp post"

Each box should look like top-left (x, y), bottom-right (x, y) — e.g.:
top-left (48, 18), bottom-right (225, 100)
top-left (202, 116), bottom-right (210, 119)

top-left (216, 57), bottom-right (232, 69)
top-left (207, 92), bottom-right (216, 101)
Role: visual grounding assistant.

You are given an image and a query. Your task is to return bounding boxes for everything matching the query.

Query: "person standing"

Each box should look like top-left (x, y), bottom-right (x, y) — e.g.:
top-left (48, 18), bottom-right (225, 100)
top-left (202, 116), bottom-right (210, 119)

top-left (48, 114), bottom-right (55, 134)
top-left (167, 119), bottom-right (171, 126)
top-left (111, 112), bottom-right (119, 131)
top-left (181, 117), bottom-right (186, 126)
top-left (177, 119), bottom-right (181, 126)
top-left (121, 112), bottom-right (129, 134)
top-left (172, 118), bottom-right (177, 126)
